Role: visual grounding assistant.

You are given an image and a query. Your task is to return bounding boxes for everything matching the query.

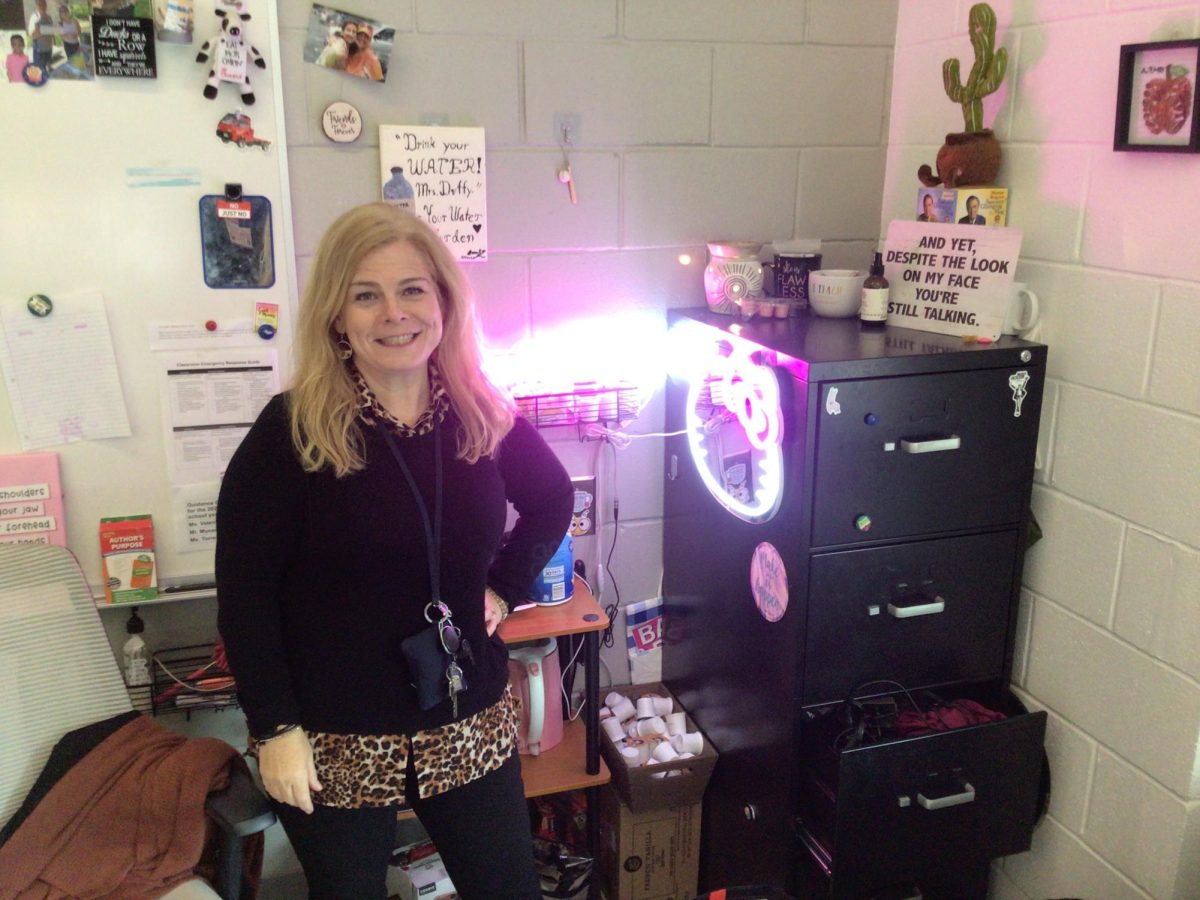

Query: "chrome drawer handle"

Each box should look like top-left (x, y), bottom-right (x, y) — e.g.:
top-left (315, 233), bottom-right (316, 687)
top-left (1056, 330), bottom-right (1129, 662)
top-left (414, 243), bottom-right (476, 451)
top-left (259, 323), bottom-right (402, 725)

top-left (900, 435), bottom-right (961, 454)
top-left (917, 783), bottom-right (975, 810)
top-left (887, 597), bottom-right (945, 618)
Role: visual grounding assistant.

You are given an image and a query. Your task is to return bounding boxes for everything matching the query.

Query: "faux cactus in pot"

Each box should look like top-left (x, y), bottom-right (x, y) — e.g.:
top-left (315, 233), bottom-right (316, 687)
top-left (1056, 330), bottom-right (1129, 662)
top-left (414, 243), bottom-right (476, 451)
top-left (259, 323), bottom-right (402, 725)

top-left (944, 3), bottom-right (1008, 133)
top-left (918, 3), bottom-right (1008, 188)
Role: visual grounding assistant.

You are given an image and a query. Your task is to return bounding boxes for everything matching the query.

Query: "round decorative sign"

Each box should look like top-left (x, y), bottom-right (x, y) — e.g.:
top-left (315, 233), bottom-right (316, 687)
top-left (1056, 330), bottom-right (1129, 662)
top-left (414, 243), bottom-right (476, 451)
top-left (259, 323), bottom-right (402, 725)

top-left (750, 542), bottom-right (788, 623)
top-left (321, 101), bottom-right (362, 143)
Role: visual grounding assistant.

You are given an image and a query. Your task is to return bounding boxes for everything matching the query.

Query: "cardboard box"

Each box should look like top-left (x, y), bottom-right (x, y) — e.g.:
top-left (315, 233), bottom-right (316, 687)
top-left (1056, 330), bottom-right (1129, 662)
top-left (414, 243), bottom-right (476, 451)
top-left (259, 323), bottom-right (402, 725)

top-left (386, 850), bottom-right (456, 900)
top-left (916, 186), bottom-right (1008, 226)
top-left (599, 682), bottom-right (717, 812)
top-left (598, 786), bottom-right (701, 900)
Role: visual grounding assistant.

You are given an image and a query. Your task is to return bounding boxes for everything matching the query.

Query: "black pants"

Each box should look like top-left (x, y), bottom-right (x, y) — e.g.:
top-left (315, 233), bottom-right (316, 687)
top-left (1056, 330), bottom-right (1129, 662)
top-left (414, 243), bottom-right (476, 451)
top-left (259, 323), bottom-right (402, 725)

top-left (272, 752), bottom-right (541, 900)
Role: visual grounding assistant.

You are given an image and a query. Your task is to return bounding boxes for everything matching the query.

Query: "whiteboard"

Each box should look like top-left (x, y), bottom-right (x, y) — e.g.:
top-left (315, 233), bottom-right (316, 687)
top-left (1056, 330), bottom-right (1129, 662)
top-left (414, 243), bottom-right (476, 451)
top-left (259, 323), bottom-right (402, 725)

top-left (0, 0), bottom-right (297, 588)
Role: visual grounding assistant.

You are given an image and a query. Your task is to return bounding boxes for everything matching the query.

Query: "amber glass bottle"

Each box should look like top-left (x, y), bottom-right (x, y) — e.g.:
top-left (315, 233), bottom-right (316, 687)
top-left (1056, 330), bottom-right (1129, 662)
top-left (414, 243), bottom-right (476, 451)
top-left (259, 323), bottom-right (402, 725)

top-left (860, 252), bottom-right (889, 325)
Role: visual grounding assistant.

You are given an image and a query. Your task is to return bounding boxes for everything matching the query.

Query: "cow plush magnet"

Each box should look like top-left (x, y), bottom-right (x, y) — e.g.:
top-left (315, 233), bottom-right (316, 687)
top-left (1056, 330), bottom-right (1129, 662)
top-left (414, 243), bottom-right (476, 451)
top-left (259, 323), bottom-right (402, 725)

top-left (196, 6), bottom-right (266, 105)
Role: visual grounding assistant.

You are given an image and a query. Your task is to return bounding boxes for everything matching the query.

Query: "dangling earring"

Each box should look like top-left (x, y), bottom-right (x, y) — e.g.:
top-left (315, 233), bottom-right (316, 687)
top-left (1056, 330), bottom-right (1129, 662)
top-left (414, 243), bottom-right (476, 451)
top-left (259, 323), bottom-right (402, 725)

top-left (336, 334), bottom-right (353, 361)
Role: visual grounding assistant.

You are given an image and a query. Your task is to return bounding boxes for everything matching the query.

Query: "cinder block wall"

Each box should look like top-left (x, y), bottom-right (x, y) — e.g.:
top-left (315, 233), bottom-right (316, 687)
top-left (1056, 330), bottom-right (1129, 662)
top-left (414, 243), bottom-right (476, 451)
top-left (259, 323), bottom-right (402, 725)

top-left (883, 4), bottom-right (1200, 899)
top-left (276, 0), bottom-right (896, 684)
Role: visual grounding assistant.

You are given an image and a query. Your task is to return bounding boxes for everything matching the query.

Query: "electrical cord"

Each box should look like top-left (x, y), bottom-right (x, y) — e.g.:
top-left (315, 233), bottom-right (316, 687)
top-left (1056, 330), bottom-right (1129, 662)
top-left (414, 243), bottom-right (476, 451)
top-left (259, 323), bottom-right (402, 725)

top-left (558, 633), bottom-right (587, 722)
top-left (581, 423), bottom-right (687, 448)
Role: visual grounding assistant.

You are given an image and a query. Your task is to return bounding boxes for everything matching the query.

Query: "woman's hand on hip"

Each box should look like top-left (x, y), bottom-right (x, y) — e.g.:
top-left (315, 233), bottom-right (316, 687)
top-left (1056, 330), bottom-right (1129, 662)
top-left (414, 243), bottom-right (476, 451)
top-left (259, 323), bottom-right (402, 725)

top-left (257, 728), bottom-right (322, 814)
top-left (483, 587), bottom-right (506, 636)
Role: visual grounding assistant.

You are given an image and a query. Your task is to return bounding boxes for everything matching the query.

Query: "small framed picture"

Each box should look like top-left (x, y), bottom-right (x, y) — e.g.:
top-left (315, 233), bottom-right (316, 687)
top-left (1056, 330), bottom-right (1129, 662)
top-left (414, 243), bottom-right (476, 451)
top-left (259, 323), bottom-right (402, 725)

top-left (1114, 39), bottom-right (1200, 152)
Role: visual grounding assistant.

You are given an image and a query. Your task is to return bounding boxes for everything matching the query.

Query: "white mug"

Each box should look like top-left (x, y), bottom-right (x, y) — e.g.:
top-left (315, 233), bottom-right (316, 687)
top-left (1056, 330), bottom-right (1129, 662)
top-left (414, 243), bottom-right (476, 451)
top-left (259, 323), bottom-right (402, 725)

top-left (1003, 282), bottom-right (1040, 335)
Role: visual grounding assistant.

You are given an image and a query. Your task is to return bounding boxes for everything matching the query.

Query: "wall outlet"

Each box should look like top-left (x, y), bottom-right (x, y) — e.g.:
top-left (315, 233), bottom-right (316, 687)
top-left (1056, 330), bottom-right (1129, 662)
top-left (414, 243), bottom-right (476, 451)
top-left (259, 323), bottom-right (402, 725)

top-left (570, 476), bottom-right (596, 536)
top-left (553, 112), bottom-right (581, 145)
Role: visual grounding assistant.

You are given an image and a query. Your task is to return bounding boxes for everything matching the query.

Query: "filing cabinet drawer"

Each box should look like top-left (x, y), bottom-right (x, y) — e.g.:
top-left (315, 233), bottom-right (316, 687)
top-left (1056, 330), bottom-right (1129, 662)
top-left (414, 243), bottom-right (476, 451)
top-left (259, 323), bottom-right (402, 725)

top-left (801, 531), bottom-right (1019, 708)
top-left (811, 367), bottom-right (1041, 547)
top-left (796, 690), bottom-right (1047, 899)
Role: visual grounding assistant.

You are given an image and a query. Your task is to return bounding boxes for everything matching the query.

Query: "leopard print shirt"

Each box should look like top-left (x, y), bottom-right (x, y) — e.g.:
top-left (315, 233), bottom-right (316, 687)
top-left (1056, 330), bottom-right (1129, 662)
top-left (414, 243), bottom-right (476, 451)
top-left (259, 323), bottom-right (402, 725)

top-left (349, 361), bottom-right (448, 436)
top-left (300, 365), bottom-right (514, 808)
top-left (307, 686), bottom-right (520, 807)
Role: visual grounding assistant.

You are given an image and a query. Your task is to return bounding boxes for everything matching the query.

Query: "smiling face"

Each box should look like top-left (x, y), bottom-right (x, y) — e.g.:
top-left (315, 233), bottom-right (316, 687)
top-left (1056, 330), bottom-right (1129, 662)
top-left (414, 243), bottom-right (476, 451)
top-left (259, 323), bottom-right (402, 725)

top-left (334, 241), bottom-right (443, 394)
top-left (341, 21), bottom-right (357, 43)
top-left (967, 197), bottom-right (980, 218)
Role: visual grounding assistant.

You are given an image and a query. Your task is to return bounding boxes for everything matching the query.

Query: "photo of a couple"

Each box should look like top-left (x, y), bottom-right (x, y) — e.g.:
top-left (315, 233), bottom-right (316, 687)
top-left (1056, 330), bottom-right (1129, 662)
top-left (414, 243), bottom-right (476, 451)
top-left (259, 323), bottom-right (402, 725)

top-left (302, 3), bottom-right (392, 83)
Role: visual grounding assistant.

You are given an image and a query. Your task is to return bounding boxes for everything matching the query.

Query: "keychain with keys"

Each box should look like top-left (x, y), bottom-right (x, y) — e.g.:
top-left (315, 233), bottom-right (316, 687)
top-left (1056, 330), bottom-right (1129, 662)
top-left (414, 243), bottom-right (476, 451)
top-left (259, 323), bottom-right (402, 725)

top-left (446, 661), bottom-right (465, 718)
top-left (428, 601), bottom-right (470, 718)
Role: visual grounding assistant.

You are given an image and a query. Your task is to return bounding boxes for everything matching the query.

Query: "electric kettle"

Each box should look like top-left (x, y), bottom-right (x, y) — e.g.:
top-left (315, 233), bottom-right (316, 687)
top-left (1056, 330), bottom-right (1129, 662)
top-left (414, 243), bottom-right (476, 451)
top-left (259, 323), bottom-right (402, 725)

top-left (507, 637), bottom-right (564, 756)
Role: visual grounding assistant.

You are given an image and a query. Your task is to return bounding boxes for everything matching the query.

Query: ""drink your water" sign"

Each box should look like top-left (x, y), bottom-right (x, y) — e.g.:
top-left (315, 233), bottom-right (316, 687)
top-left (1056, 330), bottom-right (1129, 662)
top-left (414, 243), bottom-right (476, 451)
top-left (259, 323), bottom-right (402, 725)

top-left (379, 125), bottom-right (488, 261)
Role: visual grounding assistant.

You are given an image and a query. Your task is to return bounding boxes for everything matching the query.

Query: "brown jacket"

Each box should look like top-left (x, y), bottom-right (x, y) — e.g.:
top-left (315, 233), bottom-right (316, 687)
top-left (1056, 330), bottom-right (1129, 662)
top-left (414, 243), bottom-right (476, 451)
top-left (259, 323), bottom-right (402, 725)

top-left (0, 715), bottom-right (243, 899)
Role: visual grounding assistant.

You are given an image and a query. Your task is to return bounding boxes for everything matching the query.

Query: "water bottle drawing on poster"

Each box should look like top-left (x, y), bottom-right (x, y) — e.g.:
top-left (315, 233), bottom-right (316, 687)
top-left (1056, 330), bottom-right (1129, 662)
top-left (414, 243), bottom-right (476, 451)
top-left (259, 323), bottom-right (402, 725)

top-left (379, 125), bottom-right (487, 261)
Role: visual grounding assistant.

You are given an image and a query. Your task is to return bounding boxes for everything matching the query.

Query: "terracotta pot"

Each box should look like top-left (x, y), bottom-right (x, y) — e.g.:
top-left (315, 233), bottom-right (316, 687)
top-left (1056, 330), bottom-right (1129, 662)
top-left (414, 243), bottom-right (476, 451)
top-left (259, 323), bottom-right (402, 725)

top-left (918, 129), bottom-right (1001, 188)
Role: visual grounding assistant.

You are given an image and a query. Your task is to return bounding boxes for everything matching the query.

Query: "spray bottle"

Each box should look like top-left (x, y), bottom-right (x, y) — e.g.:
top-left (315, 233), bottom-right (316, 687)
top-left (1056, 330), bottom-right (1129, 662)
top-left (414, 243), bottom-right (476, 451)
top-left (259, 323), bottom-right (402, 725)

top-left (123, 608), bottom-right (150, 686)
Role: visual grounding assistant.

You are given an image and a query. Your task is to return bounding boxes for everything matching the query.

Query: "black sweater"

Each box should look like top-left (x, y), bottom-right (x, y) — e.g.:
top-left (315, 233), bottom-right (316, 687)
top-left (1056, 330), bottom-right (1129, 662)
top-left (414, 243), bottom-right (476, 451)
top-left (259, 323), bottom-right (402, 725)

top-left (215, 394), bottom-right (573, 737)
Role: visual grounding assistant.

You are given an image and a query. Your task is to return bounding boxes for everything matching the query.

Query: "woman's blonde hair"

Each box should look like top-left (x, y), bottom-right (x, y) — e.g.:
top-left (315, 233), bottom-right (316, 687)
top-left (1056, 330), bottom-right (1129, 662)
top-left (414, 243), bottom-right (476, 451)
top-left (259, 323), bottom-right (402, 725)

top-left (290, 203), bottom-right (513, 475)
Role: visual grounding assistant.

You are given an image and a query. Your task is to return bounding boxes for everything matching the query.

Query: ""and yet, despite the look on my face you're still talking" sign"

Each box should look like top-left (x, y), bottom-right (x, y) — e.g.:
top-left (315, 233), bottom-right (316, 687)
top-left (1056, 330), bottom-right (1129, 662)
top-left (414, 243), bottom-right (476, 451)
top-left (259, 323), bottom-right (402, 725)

top-left (882, 221), bottom-right (1023, 341)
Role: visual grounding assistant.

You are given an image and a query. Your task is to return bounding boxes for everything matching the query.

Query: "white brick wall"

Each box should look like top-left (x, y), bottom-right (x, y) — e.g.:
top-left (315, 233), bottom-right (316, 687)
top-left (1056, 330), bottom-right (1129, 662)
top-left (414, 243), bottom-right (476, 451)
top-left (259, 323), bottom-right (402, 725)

top-left (886, 4), bottom-right (1200, 896)
top-left (1026, 486), bottom-right (1123, 627)
top-left (1150, 285), bottom-right (1200, 415)
top-left (1087, 751), bottom-right (1198, 898)
top-left (1116, 529), bottom-right (1200, 683)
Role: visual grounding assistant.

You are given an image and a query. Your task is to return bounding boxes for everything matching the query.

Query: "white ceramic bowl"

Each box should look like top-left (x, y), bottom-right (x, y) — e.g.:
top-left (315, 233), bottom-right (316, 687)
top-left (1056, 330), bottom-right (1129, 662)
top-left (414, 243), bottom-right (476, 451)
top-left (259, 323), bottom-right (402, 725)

top-left (809, 269), bottom-right (868, 318)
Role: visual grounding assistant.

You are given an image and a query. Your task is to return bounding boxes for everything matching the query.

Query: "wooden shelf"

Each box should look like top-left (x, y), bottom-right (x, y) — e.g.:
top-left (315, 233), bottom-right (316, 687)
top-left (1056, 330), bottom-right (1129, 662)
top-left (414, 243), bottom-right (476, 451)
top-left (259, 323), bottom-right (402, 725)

top-left (498, 577), bottom-right (609, 643)
top-left (521, 717), bottom-right (610, 798)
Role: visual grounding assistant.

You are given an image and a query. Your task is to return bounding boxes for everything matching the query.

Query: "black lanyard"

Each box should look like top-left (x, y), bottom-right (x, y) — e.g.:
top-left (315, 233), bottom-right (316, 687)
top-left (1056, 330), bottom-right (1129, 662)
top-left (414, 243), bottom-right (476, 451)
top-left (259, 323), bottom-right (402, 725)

top-left (381, 424), bottom-right (443, 608)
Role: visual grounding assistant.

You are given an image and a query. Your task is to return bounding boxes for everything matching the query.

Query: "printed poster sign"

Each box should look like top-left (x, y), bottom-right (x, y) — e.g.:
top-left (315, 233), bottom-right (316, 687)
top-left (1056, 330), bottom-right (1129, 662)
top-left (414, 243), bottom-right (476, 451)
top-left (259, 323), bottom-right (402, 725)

top-left (882, 220), bottom-right (1022, 341)
top-left (379, 125), bottom-right (487, 261)
top-left (93, 15), bottom-right (156, 78)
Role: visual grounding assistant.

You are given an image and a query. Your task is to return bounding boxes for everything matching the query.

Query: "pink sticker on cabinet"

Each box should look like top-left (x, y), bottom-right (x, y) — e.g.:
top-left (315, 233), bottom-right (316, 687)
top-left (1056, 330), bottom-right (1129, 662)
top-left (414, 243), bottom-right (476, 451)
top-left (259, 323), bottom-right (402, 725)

top-left (750, 541), bottom-right (787, 623)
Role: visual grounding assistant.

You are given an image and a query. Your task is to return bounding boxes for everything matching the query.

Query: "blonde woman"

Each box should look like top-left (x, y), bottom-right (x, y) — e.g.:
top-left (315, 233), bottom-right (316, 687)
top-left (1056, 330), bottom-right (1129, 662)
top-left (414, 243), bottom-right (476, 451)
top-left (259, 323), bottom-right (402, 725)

top-left (217, 204), bottom-right (571, 899)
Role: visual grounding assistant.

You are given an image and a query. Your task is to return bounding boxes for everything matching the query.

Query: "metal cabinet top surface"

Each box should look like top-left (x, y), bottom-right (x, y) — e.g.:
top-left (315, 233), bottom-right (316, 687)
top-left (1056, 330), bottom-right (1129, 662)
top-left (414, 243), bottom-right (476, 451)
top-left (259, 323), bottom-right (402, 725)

top-left (671, 308), bottom-right (1046, 382)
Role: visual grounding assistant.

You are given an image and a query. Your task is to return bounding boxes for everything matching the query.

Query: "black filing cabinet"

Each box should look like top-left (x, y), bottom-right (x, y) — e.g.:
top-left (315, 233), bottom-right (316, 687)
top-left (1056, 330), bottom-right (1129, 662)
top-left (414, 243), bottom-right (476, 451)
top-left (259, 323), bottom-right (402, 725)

top-left (661, 310), bottom-right (1048, 899)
